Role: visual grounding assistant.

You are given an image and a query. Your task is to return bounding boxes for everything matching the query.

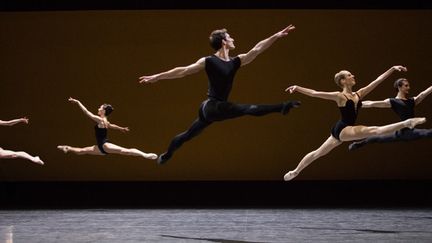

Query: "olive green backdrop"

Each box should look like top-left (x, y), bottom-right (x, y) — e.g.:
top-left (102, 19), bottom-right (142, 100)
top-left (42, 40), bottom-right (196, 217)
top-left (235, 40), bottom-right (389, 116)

top-left (0, 10), bottom-right (431, 181)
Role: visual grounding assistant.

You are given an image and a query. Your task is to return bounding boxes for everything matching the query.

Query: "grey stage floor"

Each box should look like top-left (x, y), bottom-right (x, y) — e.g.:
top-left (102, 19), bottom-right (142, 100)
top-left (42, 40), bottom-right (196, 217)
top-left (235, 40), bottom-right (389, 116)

top-left (1, 208), bottom-right (432, 242)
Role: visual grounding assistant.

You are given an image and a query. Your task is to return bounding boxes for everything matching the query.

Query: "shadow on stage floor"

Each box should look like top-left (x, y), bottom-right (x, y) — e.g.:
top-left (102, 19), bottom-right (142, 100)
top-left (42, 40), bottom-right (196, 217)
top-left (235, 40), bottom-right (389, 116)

top-left (1, 180), bottom-right (431, 209)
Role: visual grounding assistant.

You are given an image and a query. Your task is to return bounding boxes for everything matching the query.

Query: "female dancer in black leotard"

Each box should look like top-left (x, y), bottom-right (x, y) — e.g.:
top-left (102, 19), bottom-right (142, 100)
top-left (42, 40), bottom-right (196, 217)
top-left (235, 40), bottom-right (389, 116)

top-left (0, 117), bottom-right (44, 165)
top-left (283, 66), bottom-right (426, 181)
top-left (348, 78), bottom-right (432, 150)
top-left (57, 98), bottom-right (157, 159)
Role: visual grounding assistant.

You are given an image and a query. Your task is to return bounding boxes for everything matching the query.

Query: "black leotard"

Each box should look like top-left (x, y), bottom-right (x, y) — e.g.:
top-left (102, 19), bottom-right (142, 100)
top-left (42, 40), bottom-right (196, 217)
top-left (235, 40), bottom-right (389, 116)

top-left (95, 125), bottom-right (108, 154)
top-left (331, 93), bottom-right (362, 140)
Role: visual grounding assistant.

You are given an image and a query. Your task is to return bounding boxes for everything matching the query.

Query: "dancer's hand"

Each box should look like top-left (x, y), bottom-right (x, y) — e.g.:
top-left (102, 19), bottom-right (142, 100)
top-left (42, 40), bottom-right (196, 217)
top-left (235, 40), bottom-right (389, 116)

top-left (392, 65), bottom-right (407, 72)
top-left (68, 97), bottom-right (79, 104)
top-left (285, 85), bottom-right (298, 94)
top-left (275, 24), bottom-right (295, 38)
top-left (139, 74), bottom-right (159, 84)
top-left (20, 117), bottom-right (29, 124)
top-left (122, 127), bottom-right (130, 133)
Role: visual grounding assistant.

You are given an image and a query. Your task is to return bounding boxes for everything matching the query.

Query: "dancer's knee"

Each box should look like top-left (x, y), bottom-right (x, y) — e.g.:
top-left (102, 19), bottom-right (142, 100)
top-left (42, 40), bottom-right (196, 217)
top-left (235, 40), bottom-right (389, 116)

top-left (126, 148), bottom-right (142, 155)
top-left (75, 149), bottom-right (85, 155)
top-left (363, 126), bottom-right (379, 136)
top-left (0, 151), bottom-right (17, 159)
top-left (180, 129), bottom-right (202, 142)
top-left (310, 149), bottom-right (326, 160)
top-left (246, 105), bottom-right (267, 116)
top-left (122, 149), bottom-right (132, 154)
top-left (173, 133), bottom-right (189, 144)
top-left (76, 148), bottom-right (92, 155)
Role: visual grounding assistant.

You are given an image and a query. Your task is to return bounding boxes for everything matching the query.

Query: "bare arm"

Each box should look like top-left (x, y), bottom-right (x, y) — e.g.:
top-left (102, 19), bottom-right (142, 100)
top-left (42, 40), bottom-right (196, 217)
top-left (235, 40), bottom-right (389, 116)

top-left (238, 25), bottom-right (295, 66)
top-left (139, 57), bottom-right (205, 84)
top-left (285, 85), bottom-right (340, 102)
top-left (108, 123), bottom-right (129, 133)
top-left (357, 65), bottom-right (407, 98)
top-left (362, 98), bottom-right (391, 108)
top-left (68, 97), bottom-right (102, 123)
top-left (414, 85), bottom-right (432, 105)
top-left (0, 117), bottom-right (29, 126)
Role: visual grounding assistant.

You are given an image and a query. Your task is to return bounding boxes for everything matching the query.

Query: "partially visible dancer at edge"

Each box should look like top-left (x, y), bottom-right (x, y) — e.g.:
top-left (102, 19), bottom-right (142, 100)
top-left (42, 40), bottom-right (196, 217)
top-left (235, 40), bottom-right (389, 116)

top-left (0, 117), bottom-right (44, 165)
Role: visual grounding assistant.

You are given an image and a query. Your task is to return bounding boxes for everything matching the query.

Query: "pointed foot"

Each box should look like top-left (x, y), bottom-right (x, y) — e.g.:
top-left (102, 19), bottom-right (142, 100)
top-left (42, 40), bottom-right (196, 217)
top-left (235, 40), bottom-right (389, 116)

top-left (284, 171), bottom-right (299, 181)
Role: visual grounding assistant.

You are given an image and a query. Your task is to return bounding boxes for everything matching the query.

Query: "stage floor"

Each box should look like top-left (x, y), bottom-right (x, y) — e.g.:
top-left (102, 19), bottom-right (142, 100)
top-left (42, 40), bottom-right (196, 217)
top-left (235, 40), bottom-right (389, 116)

top-left (1, 208), bottom-right (432, 242)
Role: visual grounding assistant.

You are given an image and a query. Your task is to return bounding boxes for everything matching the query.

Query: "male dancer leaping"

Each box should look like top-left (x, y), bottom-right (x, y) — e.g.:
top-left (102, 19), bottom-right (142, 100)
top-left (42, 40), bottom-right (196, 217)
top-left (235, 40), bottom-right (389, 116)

top-left (349, 78), bottom-right (432, 150)
top-left (139, 25), bottom-right (300, 164)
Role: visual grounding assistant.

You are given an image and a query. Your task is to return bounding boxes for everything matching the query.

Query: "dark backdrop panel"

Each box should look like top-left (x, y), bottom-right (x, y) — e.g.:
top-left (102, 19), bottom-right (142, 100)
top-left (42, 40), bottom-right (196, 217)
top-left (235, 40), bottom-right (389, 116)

top-left (0, 10), bottom-right (431, 181)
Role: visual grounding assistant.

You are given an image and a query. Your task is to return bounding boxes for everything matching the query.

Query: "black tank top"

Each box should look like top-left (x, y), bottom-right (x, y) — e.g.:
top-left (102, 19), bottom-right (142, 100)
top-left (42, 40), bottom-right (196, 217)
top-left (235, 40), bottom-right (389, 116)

top-left (205, 55), bottom-right (241, 101)
top-left (389, 98), bottom-right (415, 121)
top-left (339, 93), bottom-right (362, 125)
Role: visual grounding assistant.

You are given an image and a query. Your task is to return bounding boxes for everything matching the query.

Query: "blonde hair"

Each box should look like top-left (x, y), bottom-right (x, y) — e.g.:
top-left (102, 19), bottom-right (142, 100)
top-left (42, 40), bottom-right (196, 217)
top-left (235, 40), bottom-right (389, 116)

top-left (334, 70), bottom-right (349, 88)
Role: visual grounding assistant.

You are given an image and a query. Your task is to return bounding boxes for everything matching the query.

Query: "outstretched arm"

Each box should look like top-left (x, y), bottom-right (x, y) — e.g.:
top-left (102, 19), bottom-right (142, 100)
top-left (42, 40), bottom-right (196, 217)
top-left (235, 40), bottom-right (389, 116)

top-left (68, 97), bottom-right (102, 123)
top-left (285, 85), bottom-right (340, 102)
top-left (357, 65), bottom-right (407, 98)
top-left (238, 25), bottom-right (295, 66)
top-left (0, 117), bottom-right (28, 126)
top-left (108, 123), bottom-right (129, 133)
top-left (139, 57), bottom-right (205, 84)
top-left (414, 85), bottom-right (432, 105)
top-left (362, 99), bottom-right (391, 108)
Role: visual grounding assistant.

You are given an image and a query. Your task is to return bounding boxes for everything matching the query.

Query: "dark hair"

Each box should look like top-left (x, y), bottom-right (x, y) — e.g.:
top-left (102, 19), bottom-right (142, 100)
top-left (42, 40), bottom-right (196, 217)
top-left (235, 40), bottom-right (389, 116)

top-left (209, 29), bottom-right (227, 51)
top-left (393, 78), bottom-right (408, 91)
top-left (103, 104), bottom-right (114, 116)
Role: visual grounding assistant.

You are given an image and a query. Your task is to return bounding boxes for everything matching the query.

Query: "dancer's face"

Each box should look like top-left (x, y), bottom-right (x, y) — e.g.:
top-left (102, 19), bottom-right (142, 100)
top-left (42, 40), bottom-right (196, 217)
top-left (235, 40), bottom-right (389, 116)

top-left (223, 33), bottom-right (235, 50)
top-left (97, 105), bottom-right (105, 116)
top-left (400, 80), bottom-right (410, 95)
top-left (342, 71), bottom-right (356, 87)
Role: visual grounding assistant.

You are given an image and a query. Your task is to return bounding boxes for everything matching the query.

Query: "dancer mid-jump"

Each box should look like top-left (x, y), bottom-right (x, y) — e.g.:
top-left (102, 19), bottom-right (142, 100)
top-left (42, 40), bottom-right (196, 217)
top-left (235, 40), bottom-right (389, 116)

top-left (139, 25), bottom-right (300, 164)
top-left (283, 66), bottom-right (426, 181)
top-left (0, 117), bottom-right (44, 165)
top-left (57, 98), bottom-right (157, 160)
top-left (349, 78), bottom-right (432, 150)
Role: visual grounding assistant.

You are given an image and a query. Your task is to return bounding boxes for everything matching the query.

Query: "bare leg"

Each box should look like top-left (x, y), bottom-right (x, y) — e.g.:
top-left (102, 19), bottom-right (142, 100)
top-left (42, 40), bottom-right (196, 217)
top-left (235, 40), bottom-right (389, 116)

top-left (0, 148), bottom-right (44, 165)
top-left (57, 145), bottom-right (103, 155)
top-left (340, 117), bottom-right (426, 142)
top-left (103, 143), bottom-right (157, 160)
top-left (284, 136), bottom-right (342, 181)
